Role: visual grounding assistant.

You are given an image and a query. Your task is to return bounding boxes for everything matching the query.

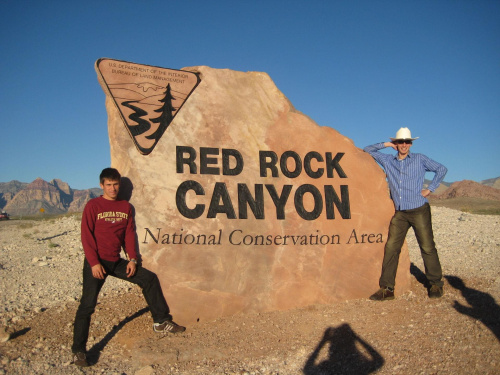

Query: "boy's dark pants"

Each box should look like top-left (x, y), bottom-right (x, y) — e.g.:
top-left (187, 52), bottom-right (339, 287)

top-left (72, 258), bottom-right (171, 353)
top-left (379, 203), bottom-right (443, 289)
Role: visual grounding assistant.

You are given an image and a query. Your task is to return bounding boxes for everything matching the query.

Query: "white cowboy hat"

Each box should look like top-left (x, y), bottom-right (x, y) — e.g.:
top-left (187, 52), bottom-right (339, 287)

top-left (389, 127), bottom-right (419, 141)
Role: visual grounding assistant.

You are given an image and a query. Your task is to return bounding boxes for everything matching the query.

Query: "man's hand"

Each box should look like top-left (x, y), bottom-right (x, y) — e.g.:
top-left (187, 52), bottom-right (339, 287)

top-left (384, 141), bottom-right (397, 151)
top-left (126, 261), bottom-right (137, 278)
top-left (91, 263), bottom-right (106, 279)
top-left (421, 189), bottom-right (431, 198)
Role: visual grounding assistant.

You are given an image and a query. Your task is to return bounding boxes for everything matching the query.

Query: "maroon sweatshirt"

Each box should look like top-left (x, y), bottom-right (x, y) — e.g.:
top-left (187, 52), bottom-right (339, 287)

top-left (81, 196), bottom-right (138, 267)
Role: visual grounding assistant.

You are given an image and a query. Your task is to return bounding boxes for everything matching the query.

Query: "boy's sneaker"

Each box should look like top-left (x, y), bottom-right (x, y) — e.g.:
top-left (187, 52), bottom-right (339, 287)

top-left (153, 320), bottom-right (186, 333)
top-left (428, 285), bottom-right (444, 298)
top-left (73, 352), bottom-right (89, 367)
top-left (369, 287), bottom-right (395, 301)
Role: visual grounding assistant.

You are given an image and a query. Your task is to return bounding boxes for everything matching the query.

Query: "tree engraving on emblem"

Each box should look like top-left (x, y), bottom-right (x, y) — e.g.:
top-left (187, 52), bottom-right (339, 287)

top-left (148, 84), bottom-right (176, 140)
top-left (118, 83), bottom-right (178, 153)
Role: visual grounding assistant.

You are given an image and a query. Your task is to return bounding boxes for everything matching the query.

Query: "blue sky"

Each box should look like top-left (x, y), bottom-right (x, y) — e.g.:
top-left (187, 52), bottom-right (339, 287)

top-left (1, 1), bottom-right (498, 189)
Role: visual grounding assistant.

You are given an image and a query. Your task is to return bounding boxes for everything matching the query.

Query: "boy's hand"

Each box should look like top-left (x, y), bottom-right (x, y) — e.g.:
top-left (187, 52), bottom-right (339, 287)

top-left (91, 263), bottom-right (106, 279)
top-left (126, 261), bottom-right (137, 278)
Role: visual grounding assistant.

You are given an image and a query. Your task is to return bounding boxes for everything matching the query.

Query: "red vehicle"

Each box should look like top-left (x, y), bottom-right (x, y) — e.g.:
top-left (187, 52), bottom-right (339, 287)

top-left (0, 211), bottom-right (9, 220)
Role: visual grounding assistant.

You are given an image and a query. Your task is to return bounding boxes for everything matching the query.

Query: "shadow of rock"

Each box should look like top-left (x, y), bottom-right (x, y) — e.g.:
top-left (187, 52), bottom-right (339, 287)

top-left (303, 323), bottom-right (384, 375)
top-left (37, 231), bottom-right (71, 241)
top-left (446, 275), bottom-right (500, 341)
top-left (86, 307), bottom-right (149, 365)
top-left (9, 327), bottom-right (31, 340)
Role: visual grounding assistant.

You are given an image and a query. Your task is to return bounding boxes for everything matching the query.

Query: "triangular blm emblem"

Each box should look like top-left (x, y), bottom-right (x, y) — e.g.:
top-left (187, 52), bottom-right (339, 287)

top-left (95, 58), bottom-right (201, 155)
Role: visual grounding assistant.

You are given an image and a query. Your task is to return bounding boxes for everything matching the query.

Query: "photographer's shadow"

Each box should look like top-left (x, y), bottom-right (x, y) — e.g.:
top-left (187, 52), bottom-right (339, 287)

top-left (446, 275), bottom-right (500, 341)
top-left (304, 323), bottom-right (384, 375)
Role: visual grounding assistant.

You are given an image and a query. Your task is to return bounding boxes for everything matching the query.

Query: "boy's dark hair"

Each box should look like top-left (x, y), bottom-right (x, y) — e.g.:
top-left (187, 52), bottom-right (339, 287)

top-left (99, 168), bottom-right (121, 184)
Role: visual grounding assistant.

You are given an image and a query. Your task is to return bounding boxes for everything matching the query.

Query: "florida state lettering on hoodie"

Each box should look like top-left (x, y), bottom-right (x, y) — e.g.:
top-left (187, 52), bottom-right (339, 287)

top-left (81, 196), bottom-right (138, 266)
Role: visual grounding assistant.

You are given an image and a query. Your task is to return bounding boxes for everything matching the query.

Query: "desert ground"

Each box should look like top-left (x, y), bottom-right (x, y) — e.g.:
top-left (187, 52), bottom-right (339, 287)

top-left (0, 205), bottom-right (499, 374)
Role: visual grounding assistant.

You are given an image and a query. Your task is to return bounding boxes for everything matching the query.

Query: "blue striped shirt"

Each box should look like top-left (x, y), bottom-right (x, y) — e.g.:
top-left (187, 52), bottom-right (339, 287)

top-left (364, 143), bottom-right (448, 210)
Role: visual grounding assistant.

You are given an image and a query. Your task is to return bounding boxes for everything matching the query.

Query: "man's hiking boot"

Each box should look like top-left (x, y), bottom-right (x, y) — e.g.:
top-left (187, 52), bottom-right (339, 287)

top-left (153, 320), bottom-right (186, 333)
top-left (369, 287), bottom-right (395, 301)
top-left (428, 285), bottom-right (444, 298)
top-left (72, 352), bottom-right (89, 367)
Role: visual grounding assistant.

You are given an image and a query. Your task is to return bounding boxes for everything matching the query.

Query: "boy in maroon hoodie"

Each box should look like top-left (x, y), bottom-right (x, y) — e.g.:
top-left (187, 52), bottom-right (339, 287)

top-left (72, 168), bottom-right (184, 367)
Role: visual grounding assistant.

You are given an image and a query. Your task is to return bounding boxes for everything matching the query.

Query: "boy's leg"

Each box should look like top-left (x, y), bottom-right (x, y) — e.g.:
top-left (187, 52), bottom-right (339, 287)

top-left (72, 259), bottom-right (105, 354)
top-left (112, 259), bottom-right (172, 323)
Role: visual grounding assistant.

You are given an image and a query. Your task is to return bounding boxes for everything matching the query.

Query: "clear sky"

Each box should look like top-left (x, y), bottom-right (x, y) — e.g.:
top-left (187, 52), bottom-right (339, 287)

top-left (1, 1), bottom-right (498, 189)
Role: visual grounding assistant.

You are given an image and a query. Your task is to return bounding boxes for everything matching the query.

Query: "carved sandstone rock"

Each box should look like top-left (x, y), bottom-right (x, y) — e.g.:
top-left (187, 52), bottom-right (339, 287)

top-left (102, 65), bottom-right (410, 324)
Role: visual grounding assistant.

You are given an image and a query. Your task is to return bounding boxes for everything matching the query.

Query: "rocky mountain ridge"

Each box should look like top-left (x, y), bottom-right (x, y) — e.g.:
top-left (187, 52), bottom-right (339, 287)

top-left (0, 176), bottom-right (498, 217)
top-left (432, 179), bottom-right (500, 201)
top-left (0, 178), bottom-right (100, 216)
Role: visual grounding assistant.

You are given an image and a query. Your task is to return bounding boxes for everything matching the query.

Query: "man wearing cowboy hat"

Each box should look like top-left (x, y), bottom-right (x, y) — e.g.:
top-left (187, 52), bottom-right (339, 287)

top-left (364, 127), bottom-right (448, 300)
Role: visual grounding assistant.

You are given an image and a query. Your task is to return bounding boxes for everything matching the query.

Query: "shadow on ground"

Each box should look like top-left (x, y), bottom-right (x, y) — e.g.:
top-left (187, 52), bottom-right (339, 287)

top-left (411, 263), bottom-right (499, 342)
top-left (86, 307), bottom-right (149, 365)
top-left (446, 275), bottom-right (500, 341)
top-left (410, 262), bottom-right (429, 288)
top-left (303, 323), bottom-right (384, 374)
top-left (10, 327), bottom-right (31, 340)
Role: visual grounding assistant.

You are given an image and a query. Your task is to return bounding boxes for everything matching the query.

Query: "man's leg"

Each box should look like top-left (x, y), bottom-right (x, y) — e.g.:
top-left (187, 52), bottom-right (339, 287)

top-left (111, 259), bottom-right (172, 323)
top-left (378, 211), bottom-right (411, 289)
top-left (409, 203), bottom-right (443, 288)
top-left (72, 259), bottom-right (105, 355)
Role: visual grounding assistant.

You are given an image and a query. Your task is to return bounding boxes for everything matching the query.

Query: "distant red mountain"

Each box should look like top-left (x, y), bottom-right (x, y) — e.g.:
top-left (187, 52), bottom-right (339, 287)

top-left (432, 180), bottom-right (500, 201)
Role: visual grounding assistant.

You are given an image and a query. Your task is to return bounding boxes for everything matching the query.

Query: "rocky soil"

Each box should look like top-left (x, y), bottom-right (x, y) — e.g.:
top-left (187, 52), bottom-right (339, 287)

top-left (0, 206), bottom-right (499, 374)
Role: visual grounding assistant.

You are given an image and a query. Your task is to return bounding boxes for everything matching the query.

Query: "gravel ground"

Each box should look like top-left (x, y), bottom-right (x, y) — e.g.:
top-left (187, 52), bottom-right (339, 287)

top-left (0, 206), bottom-right (499, 374)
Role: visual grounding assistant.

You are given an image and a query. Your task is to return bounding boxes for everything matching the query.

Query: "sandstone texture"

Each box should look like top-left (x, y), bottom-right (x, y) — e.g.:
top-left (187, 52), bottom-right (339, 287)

top-left (103, 66), bottom-right (413, 324)
top-left (0, 206), bottom-right (498, 374)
